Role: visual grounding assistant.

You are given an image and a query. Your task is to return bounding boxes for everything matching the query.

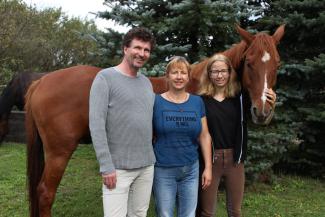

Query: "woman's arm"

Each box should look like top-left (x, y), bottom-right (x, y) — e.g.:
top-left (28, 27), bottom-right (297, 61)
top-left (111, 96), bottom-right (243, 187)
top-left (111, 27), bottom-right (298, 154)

top-left (199, 117), bottom-right (212, 189)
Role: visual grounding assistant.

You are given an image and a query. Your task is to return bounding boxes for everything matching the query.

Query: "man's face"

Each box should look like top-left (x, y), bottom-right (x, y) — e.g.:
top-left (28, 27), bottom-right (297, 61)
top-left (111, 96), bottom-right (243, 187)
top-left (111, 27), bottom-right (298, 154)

top-left (123, 38), bottom-right (151, 70)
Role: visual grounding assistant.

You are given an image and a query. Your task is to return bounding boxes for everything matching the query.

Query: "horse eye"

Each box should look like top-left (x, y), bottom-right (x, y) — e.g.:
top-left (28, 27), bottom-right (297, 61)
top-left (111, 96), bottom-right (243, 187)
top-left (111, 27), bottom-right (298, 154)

top-left (246, 61), bottom-right (252, 69)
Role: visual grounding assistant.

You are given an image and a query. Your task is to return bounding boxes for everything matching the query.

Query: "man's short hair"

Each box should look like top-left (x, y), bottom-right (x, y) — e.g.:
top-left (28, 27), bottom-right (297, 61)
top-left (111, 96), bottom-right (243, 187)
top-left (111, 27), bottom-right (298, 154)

top-left (122, 27), bottom-right (156, 51)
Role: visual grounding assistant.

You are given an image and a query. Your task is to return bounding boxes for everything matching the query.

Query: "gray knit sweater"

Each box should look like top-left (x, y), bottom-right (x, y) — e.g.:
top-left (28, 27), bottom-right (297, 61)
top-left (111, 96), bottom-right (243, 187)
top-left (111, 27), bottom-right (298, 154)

top-left (89, 67), bottom-right (156, 173)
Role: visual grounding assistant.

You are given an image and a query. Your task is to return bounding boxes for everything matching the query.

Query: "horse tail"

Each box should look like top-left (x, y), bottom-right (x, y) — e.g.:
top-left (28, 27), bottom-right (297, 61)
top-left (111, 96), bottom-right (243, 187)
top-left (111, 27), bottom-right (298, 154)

top-left (25, 80), bottom-right (43, 217)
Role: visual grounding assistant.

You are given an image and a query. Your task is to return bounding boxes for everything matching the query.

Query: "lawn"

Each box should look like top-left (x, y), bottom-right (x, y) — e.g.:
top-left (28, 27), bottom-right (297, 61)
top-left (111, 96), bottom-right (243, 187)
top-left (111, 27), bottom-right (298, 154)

top-left (0, 143), bottom-right (324, 217)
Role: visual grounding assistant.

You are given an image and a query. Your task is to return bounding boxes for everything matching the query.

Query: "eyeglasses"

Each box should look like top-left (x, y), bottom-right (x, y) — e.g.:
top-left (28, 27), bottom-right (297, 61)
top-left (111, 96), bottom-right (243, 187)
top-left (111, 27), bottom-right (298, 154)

top-left (209, 69), bottom-right (229, 76)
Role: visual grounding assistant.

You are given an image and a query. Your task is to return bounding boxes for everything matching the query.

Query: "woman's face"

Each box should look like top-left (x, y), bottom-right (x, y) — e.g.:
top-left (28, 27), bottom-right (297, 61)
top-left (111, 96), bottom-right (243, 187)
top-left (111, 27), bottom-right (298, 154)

top-left (166, 63), bottom-right (190, 91)
top-left (209, 61), bottom-right (230, 88)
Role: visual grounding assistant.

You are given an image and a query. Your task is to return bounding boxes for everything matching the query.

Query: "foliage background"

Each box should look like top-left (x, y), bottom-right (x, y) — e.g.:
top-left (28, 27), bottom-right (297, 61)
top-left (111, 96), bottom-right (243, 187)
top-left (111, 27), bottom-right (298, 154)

top-left (0, 0), bottom-right (103, 85)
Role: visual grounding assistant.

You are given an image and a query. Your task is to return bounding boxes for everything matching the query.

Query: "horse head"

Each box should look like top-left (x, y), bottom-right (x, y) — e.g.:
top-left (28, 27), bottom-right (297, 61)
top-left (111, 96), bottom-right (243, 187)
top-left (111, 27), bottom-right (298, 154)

top-left (236, 24), bottom-right (285, 125)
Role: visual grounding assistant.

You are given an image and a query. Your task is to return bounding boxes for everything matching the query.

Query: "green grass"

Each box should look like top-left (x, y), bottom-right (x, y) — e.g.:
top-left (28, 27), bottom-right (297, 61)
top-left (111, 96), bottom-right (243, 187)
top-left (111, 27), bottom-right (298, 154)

top-left (1, 143), bottom-right (324, 217)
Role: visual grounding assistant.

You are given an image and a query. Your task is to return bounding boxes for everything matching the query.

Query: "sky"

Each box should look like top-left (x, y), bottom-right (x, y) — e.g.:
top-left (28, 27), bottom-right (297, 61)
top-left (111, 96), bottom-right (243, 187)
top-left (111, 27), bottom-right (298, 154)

top-left (22, 0), bottom-right (129, 32)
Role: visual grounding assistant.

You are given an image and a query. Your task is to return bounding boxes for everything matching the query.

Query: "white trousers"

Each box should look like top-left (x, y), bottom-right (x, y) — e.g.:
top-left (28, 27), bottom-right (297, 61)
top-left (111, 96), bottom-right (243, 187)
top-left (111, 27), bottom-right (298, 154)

top-left (102, 165), bottom-right (154, 217)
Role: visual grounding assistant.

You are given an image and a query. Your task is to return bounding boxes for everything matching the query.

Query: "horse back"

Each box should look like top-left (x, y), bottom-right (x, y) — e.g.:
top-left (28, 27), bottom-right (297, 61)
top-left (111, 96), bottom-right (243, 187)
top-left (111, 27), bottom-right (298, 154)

top-left (26, 65), bottom-right (102, 141)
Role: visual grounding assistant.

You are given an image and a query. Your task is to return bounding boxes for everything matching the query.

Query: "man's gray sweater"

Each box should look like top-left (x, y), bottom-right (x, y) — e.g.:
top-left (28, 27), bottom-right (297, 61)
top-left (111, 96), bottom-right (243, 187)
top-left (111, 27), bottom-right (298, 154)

top-left (89, 67), bottom-right (156, 173)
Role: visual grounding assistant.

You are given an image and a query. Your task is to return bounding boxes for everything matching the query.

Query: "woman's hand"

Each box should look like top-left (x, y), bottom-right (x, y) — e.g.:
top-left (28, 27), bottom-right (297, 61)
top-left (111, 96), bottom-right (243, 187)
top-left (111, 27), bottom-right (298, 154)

top-left (201, 167), bottom-right (212, 190)
top-left (199, 117), bottom-right (213, 190)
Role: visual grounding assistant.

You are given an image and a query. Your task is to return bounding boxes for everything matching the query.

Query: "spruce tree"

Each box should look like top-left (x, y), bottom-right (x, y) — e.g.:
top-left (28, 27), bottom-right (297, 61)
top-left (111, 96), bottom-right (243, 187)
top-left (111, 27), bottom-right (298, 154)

top-left (257, 0), bottom-right (325, 178)
top-left (99, 0), bottom-right (261, 68)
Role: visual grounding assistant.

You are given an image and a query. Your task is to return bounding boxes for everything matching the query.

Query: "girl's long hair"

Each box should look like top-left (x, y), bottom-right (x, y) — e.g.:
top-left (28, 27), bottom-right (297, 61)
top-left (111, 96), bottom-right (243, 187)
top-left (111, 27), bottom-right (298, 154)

top-left (199, 54), bottom-right (241, 98)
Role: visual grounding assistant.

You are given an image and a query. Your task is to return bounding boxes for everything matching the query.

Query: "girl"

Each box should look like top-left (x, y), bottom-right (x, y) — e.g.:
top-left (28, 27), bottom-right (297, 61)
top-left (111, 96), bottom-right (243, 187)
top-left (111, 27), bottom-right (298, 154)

top-left (196, 54), bottom-right (276, 217)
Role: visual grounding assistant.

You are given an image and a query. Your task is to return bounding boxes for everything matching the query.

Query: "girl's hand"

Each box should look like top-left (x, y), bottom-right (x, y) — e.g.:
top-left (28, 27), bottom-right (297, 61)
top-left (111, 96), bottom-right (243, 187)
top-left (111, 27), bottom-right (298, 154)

top-left (265, 88), bottom-right (276, 108)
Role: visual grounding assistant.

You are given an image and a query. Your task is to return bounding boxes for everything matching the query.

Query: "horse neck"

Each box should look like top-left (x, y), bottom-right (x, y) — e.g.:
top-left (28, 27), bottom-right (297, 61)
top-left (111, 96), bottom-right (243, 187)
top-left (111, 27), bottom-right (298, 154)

top-left (222, 40), bottom-right (248, 70)
top-left (191, 59), bottom-right (209, 81)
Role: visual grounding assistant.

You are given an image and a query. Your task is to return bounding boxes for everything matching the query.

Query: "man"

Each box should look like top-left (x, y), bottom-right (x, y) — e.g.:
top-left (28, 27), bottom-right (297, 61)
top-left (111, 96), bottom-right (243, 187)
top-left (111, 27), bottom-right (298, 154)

top-left (89, 27), bottom-right (156, 217)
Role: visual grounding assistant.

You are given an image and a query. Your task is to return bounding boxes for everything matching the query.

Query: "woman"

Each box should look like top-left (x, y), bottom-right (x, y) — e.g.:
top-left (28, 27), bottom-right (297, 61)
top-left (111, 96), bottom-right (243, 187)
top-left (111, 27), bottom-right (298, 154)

top-left (153, 56), bottom-right (212, 217)
top-left (196, 54), bottom-right (276, 217)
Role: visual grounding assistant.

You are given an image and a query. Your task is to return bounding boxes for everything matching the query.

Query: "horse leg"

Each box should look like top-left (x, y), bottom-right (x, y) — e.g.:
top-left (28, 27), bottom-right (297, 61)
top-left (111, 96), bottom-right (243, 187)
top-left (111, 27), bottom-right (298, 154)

top-left (37, 143), bottom-right (77, 217)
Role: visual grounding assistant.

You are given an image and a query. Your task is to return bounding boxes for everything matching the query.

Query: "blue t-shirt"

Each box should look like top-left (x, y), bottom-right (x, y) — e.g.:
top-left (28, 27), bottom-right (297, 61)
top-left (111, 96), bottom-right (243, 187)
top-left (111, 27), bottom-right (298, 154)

top-left (153, 94), bottom-right (206, 167)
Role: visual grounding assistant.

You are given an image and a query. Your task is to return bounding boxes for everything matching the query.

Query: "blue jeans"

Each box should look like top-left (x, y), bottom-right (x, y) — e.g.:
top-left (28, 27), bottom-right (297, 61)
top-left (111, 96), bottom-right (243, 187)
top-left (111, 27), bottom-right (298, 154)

top-left (153, 160), bottom-right (199, 217)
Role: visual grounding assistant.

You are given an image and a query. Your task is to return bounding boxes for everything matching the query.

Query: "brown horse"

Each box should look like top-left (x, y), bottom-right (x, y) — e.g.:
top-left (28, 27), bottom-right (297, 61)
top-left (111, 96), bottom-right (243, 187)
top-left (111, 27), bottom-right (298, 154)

top-left (0, 72), bottom-right (44, 143)
top-left (25, 25), bottom-right (284, 217)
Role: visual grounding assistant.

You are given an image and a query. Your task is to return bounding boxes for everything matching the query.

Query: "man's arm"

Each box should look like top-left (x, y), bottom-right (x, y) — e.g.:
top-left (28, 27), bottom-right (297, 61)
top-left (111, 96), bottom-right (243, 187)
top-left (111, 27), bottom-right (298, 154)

top-left (89, 73), bottom-right (115, 176)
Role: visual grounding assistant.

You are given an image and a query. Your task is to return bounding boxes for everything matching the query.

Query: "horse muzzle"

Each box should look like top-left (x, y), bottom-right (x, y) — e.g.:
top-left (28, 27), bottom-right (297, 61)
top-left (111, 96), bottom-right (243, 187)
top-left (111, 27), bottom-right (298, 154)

top-left (251, 105), bottom-right (274, 125)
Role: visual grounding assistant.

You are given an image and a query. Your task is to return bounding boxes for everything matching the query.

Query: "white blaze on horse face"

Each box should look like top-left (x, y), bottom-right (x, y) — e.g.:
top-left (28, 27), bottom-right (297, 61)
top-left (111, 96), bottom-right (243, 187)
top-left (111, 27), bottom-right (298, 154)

top-left (261, 73), bottom-right (267, 105)
top-left (261, 51), bottom-right (270, 114)
top-left (261, 51), bottom-right (270, 63)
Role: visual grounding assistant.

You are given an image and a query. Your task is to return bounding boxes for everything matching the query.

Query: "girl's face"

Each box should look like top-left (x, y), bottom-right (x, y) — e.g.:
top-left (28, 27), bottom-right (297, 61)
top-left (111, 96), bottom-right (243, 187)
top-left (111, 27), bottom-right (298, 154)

top-left (209, 61), bottom-right (230, 88)
top-left (166, 63), bottom-right (190, 91)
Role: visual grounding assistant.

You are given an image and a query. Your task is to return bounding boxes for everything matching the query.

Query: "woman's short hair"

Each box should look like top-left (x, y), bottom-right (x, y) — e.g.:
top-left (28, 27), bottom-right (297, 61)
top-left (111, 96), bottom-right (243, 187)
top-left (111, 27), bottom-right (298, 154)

top-left (199, 54), bottom-right (241, 98)
top-left (165, 56), bottom-right (191, 78)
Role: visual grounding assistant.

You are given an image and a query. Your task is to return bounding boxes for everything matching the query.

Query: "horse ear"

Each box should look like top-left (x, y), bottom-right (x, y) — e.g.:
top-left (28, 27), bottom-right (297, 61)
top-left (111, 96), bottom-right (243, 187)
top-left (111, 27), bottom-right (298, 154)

top-left (272, 24), bottom-right (285, 45)
top-left (235, 24), bottom-right (254, 45)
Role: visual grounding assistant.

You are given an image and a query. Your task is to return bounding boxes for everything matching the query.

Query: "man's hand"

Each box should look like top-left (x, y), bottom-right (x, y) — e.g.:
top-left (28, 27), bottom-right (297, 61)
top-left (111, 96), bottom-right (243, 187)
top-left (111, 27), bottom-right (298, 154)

top-left (102, 171), bottom-right (117, 190)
